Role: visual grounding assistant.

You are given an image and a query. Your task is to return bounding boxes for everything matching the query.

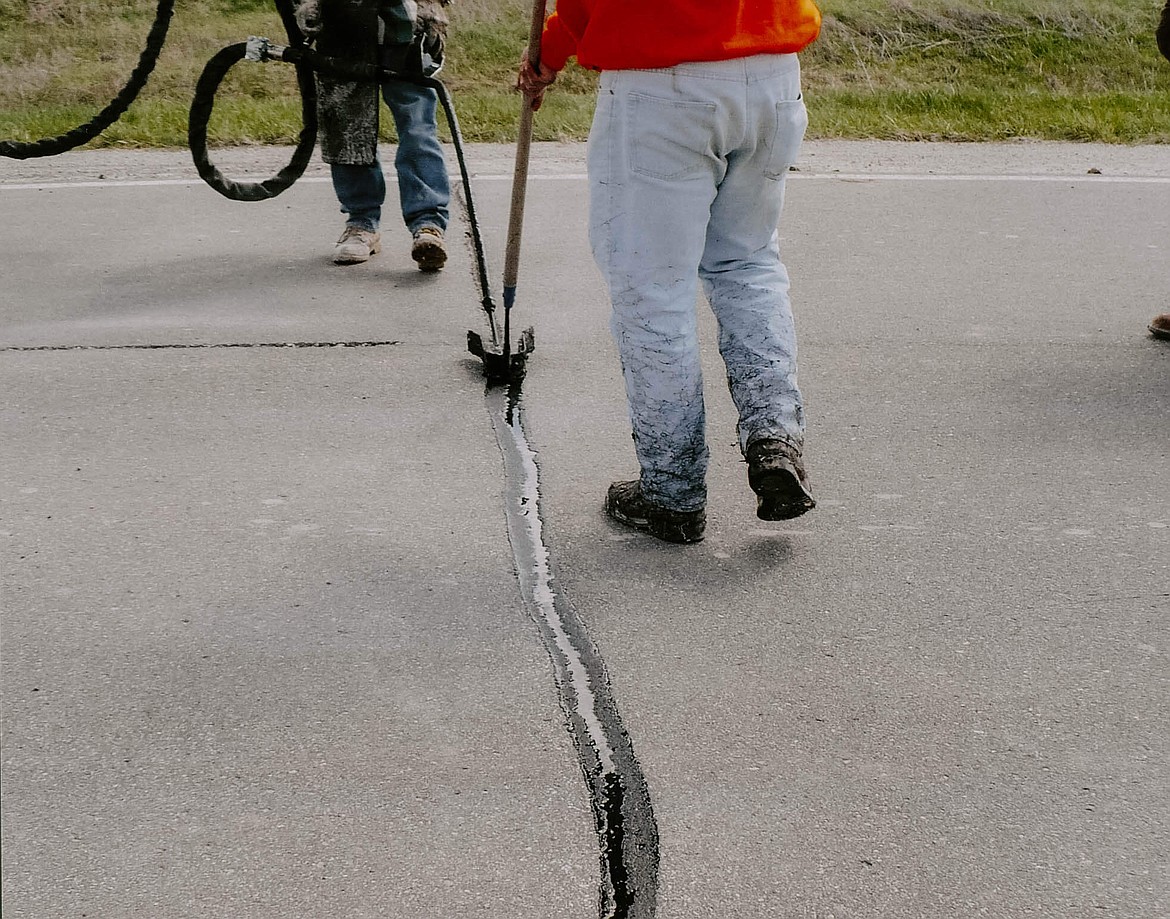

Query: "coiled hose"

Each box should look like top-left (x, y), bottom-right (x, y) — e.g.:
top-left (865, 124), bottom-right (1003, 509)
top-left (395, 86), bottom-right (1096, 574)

top-left (187, 0), bottom-right (318, 201)
top-left (0, 0), bottom-right (176, 160)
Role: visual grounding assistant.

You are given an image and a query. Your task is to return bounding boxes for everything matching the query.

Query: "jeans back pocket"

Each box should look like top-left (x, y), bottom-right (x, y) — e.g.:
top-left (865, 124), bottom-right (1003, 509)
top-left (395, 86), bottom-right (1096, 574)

top-left (763, 95), bottom-right (808, 180)
top-left (627, 92), bottom-right (719, 182)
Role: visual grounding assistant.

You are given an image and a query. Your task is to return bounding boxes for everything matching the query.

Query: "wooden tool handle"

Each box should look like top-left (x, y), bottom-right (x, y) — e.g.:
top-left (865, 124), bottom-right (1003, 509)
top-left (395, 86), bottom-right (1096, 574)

top-left (502, 0), bottom-right (548, 292)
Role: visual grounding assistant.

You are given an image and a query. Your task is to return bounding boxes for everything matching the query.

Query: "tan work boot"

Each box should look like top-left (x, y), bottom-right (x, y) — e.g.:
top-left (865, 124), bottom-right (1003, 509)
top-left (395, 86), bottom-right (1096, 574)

top-left (333, 226), bottom-right (381, 264)
top-left (411, 226), bottom-right (447, 272)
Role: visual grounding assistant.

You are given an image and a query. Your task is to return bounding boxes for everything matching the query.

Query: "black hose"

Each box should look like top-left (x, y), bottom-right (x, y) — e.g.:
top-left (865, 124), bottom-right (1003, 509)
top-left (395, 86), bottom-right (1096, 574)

top-left (187, 0), bottom-right (318, 201)
top-left (429, 78), bottom-right (497, 323)
top-left (270, 0), bottom-right (306, 50)
top-left (0, 0), bottom-right (175, 160)
top-left (187, 42), bottom-right (318, 201)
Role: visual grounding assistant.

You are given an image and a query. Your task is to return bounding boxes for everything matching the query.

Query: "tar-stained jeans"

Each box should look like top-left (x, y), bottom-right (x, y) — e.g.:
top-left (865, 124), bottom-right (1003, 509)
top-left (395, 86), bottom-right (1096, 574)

top-left (588, 53), bottom-right (808, 513)
top-left (330, 78), bottom-right (450, 234)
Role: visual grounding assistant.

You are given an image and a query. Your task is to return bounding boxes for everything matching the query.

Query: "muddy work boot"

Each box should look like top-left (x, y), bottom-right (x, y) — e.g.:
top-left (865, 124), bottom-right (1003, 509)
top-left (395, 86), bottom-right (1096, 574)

top-left (411, 226), bottom-right (447, 271)
top-left (746, 438), bottom-right (816, 521)
top-left (605, 480), bottom-right (706, 544)
top-left (333, 226), bottom-right (381, 264)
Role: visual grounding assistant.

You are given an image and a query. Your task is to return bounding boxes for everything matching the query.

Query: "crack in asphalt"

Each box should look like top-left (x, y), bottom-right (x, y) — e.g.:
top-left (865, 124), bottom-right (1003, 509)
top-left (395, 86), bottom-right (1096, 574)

top-left (0, 340), bottom-right (403, 351)
top-left (487, 383), bottom-right (660, 919)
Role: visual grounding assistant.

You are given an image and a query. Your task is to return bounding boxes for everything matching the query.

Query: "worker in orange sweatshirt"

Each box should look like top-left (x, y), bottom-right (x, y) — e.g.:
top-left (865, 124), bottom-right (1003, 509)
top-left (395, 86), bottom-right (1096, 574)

top-left (519, 0), bottom-right (823, 543)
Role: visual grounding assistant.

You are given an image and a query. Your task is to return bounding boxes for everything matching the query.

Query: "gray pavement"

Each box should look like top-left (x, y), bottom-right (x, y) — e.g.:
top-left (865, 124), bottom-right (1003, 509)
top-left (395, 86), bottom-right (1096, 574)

top-left (2, 141), bottom-right (1169, 919)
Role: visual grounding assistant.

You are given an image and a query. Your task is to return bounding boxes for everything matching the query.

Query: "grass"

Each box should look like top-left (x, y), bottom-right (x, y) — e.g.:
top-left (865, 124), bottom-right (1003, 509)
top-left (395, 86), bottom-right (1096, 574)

top-left (806, 0), bottom-right (1170, 140)
top-left (1, 0), bottom-right (1168, 148)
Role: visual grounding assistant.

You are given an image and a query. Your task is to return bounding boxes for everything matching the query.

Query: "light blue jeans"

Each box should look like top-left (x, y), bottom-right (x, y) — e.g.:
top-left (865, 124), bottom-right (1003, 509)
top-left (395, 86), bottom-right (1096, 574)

top-left (588, 54), bottom-right (808, 513)
top-left (331, 79), bottom-right (450, 234)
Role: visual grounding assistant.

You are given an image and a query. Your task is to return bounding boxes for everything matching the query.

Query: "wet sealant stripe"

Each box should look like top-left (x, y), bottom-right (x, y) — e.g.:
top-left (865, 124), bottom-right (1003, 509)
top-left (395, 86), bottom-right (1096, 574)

top-left (487, 384), bottom-right (659, 919)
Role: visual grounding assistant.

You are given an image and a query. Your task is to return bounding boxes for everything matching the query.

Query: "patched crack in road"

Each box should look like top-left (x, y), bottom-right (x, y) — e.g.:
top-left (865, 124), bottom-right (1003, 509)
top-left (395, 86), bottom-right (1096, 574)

top-left (487, 383), bottom-right (660, 919)
top-left (0, 340), bottom-right (403, 351)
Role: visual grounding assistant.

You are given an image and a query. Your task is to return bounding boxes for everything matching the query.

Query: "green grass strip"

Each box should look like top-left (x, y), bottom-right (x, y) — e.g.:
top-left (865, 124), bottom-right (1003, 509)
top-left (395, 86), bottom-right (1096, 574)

top-left (2, 0), bottom-right (1168, 146)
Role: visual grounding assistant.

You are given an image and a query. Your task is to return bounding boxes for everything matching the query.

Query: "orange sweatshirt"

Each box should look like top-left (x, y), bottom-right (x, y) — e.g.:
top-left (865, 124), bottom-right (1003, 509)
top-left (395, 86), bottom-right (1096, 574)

top-left (540, 0), bottom-right (822, 73)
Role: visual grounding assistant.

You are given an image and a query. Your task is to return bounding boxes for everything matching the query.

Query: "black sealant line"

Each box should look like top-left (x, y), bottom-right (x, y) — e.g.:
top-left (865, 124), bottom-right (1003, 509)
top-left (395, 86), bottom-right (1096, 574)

top-left (486, 383), bottom-right (660, 919)
top-left (0, 340), bottom-right (402, 352)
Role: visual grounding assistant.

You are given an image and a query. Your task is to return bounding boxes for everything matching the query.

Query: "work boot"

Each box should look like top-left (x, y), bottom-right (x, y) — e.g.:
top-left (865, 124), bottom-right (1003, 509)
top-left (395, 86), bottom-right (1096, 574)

top-left (411, 226), bottom-right (447, 271)
top-left (333, 226), bottom-right (381, 264)
top-left (1150, 313), bottom-right (1170, 340)
top-left (605, 480), bottom-right (706, 544)
top-left (746, 438), bottom-right (816, 521)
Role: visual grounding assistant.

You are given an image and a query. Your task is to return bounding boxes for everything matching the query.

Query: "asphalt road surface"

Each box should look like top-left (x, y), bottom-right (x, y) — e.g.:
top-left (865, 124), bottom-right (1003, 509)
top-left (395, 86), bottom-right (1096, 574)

top-left (2, 141), bottom-right (1168, 919)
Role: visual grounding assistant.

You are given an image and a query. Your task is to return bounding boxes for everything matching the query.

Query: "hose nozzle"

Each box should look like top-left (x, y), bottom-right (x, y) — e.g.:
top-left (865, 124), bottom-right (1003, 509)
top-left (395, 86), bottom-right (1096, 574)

top-left (244, 36), bottom-right (287, 63)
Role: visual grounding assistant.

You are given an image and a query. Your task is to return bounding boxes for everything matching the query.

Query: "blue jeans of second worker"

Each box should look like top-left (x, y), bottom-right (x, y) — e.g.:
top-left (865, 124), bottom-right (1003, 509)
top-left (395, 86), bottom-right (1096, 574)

top-left (331, 79), bottom-right (450, 234)
top-left (588, 54), bottom-right (808, 513)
